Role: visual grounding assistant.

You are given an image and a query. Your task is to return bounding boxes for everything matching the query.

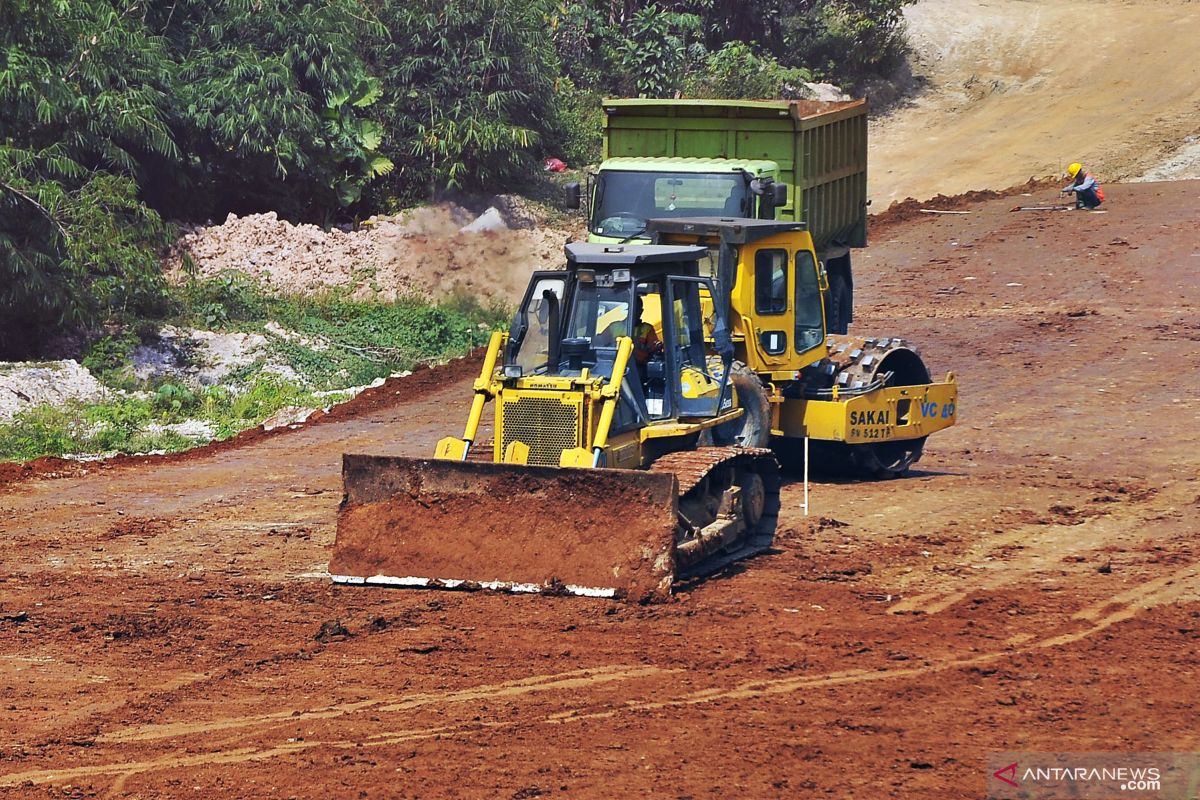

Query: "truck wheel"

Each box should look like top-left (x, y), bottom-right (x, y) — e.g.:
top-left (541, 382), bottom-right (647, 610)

top-left (826, 272), bottom-right (851, 335)
top-left (712, 362), bottom-right (770, 448)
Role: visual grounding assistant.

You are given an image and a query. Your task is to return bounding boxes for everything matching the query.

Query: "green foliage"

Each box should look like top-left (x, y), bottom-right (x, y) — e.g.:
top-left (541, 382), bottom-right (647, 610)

top-left (614, 5), bottom-right (703, 97)
top-left (439, 287), bottom-right (516, 331)
top-left (0, 1), bottom-right (177, 351)
top-left (546, 0), bottom-right (913, 93)
top-left (174, 272), bottom-right (269, 328)
top-left (143, 0), bottom-right (385, 218)
top-left (782, 0), bottom-right (913, 85)
top-left (323, 77), bottom-right (396, 207)
top-left (545, 78), bottom-right (604, 167)
top-left (224, 375), bottom-right (316, 428)
top-left (0, 375), bottom-right (329, 462)
top-left (0, 406), bottom-right (77, 462)
top-left (269, 292), bottom-right (502, 388)
top-left (0, 0), bottom-right (914, 358)
top-left (153, 382), bottom-right (197, 414)
top-left (546, 2), bottom-right (611, 89)
top-left (372, 0), bottom-right (561, 197)
top-left (82, 332), bottom-right (142, 380)
top-left (685, 41), bottom-right (813, 100)
top-left (83, 398), bottom-right (155, 452)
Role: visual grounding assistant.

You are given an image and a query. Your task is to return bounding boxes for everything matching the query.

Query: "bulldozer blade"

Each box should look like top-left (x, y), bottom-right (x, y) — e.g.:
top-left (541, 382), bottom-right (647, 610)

top-left (330, 455), bottom-right (680, 602)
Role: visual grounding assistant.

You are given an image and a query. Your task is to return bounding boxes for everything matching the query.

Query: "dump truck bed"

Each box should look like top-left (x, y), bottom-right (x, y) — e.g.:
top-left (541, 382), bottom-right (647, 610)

top-left (601, 98), bottom-right (868, 249)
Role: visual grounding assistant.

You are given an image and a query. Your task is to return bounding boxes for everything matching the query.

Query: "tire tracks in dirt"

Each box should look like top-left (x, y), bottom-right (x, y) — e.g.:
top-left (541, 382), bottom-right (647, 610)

top-left (94, 664), bottom-right (672, 745)
top-left (6, 564), bottom-right (1197, 790)
top-left (885, 479), bottom-right (1181, 617)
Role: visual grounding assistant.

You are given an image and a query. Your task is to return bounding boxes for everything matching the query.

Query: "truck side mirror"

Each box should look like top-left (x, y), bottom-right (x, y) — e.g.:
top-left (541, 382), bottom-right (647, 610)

top-left (772, 183), bottom-right (788, 208)
top-left (565, 182), bottom-right (581, 210)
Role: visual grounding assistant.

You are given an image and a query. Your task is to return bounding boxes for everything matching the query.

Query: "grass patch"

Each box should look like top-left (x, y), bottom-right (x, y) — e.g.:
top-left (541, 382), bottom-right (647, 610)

top-left (0, 374), bottom-right (331, 462)
top-left (10, 273), bottom-right (512, 463)
top-left (268, 294), bottom-right (498, 388)
top-left (168, 274), bottom-right (509, 390)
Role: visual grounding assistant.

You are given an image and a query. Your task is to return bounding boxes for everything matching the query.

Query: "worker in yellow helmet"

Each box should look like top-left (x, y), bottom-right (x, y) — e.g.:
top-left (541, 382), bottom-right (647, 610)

top-left (1061, 162), bottom-right (1105, 210)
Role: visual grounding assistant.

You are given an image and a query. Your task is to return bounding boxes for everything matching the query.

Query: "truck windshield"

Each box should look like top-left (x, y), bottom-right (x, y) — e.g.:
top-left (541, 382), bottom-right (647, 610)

top-left (591, 171), bottom-right (751, 238)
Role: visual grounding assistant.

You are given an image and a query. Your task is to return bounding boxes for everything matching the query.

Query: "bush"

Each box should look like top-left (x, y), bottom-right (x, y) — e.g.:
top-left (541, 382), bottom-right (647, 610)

top-left (0, 172), bottom-right (172, 357)
top-left (613, 5), bottom-right (704, 97)
top-left (0, 407), bottom-right (77, 462)
top-left (83, 399), bottom-right (155, 452)
top-left (782, 0), bottom-right (912, 86)
top-left (174, 272), bottom-right (269, 328)
top-left (82, 332), bottom-right (143, 381)
top-left (685, 42), bottom-right (814, 100)
top-left (546, 78), bottom-right (605, 167)
top-left (0, 377), bottom-right (325, 462)
top-left (153, 383), bottom-right (198, 414)
top-left (225, 375), bottom-right (318, 429)
top-left (270, 293), bottom-right (500, 389)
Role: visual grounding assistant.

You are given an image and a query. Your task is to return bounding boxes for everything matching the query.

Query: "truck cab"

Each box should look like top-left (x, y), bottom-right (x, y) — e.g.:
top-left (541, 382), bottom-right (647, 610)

top-left (574, 98), bottom-right (869, 334)
top-left (588, 157), bottom-right (788, 243)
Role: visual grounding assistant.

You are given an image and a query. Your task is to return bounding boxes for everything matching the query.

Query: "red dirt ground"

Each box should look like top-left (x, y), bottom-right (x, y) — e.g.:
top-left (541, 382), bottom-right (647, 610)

top-left (1, 181), bottom-right (1198, 798)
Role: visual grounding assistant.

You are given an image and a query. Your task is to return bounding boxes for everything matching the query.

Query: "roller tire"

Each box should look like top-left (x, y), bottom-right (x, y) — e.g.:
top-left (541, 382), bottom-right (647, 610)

top-left (849, 437), bottom-right (927, 480)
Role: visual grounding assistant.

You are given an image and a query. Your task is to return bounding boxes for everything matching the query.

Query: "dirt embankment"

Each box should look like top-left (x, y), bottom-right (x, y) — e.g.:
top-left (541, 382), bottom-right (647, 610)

top-left (169, 200), bottom-right (583, 306)
top-left (869, 177), bottom-right (1062, 236)
top-left (869, 0), bottom-right (1200, 205)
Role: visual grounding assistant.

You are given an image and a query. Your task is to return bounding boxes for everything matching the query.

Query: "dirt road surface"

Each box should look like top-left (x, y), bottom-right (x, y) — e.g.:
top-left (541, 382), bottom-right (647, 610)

top-left (2, 182), bottom-right (1198, 798)
top-left (870, 0), bottom-right (1200, 205)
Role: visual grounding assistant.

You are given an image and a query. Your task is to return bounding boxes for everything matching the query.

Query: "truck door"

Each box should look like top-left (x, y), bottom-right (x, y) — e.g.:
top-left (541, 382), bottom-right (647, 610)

top-left (747, 246), bottom-right (794, 369)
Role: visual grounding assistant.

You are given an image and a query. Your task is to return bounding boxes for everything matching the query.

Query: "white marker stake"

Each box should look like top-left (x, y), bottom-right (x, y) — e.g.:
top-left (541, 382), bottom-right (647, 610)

top-left (803, 436), bottom-right (810, 516)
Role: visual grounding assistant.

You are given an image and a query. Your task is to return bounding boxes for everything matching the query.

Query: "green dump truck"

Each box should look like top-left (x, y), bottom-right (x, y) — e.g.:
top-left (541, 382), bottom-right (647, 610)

top-left (576, 98), bottom-right (868, 333)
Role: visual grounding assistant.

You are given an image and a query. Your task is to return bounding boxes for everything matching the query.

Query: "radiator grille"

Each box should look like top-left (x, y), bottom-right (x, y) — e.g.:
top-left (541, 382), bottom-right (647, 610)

top-left (500, 395), bottom-right (582, 466)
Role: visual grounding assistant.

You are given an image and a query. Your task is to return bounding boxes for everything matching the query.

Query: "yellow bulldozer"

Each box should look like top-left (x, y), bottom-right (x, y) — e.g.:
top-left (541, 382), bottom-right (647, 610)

top-left (330, 218), bottom-right (957, 601)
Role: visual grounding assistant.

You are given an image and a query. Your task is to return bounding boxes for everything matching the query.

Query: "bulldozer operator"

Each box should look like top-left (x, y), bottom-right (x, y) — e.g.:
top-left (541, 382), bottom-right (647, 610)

top-left (600, 291), bottom-right (663, 387)
top-left (631, 297), bottom-right (663, 368)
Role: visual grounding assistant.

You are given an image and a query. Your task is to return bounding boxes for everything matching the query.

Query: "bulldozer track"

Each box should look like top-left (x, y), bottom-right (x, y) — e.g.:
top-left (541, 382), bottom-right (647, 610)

top-left (650, 446), bottom-right (782, 577)
top-left (647, 446), bottom-right (777, 495)
top-left (464, 438), bottom-right (495, 463)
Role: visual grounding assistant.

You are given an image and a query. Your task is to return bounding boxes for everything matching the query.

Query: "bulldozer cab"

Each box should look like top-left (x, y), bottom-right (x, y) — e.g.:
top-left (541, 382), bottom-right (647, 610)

top-left (503, 244), bottom-right (736, 427)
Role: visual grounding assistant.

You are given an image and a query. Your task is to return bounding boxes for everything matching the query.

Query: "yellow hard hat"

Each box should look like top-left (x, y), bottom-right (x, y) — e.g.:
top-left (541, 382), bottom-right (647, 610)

top-left (1066, 162), bottom-right (1083, 179)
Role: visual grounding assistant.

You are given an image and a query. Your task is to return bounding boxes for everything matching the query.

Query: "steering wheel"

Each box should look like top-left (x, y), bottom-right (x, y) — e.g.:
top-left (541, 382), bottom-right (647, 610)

top-left (599, 212), bottom-right (645, 233)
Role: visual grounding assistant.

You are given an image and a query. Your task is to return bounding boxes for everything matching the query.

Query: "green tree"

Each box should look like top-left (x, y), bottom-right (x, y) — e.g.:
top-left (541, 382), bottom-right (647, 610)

top-left (372, 0), bottom-right (561, 198)
top-left (614, 4), bottom-right (703, 96)
top-left (547, 0), bottom-right (913, 92)
top-left (142, 0), bottom-right (384, 219)
top-left (0, 0), bottom-right (175, 354)
top-left (782, 0), bottom-right (913, 85)
top-left (685, 41), bottom-right (812, 99)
